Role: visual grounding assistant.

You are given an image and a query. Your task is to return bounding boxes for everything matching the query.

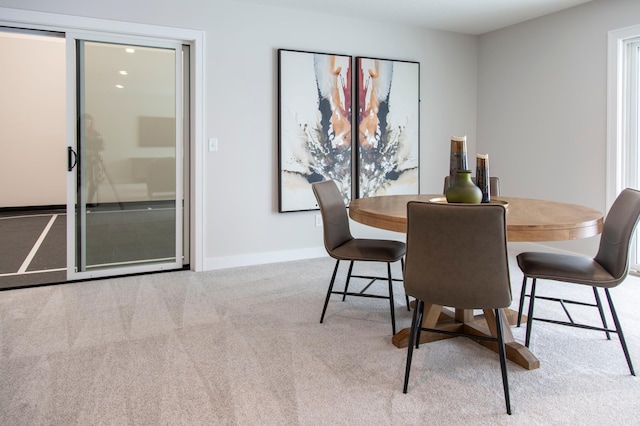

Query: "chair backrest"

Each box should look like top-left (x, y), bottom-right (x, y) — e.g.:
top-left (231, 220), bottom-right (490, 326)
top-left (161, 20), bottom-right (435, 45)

top-left (404, 202), bottom-right (512, 309)
top-left (443, 175), bottom-right (501, 196)
top-left (594, 188), bottom-right (640, 282)
top-left (312, 180), bottom-right (353, 253)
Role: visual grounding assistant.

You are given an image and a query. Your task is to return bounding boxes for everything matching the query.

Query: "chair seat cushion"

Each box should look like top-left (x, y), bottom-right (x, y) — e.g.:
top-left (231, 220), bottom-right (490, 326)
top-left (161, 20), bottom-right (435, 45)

top-left (517, 251), bottom-right (618, 288)
top-left (331, 238), bottom-right (406, 262)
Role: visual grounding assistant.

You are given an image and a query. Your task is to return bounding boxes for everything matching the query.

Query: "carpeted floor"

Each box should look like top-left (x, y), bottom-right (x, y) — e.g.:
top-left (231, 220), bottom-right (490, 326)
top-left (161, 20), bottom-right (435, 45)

top-left (1, 250), bottom-right (639, 425)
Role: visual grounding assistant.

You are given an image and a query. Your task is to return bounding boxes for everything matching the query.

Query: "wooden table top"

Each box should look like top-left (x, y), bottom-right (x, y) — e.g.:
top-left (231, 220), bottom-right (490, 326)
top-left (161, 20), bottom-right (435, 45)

top-left (349, 194), bottom-right (604, 242)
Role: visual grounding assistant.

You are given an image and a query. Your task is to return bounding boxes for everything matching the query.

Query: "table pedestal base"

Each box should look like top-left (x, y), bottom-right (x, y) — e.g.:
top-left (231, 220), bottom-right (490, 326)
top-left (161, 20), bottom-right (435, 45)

top-left (391, 305), bottom-right (540, 370)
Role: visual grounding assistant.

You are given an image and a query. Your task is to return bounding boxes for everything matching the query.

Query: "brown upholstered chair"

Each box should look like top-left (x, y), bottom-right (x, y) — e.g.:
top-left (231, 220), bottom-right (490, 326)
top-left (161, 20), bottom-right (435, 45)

top-left (517, 188), bottom-right (640, 376)
top-left (312, 180), bottom-right (407, 335)
top-left (402, 201), bottom-right (513, 415)
top-left (443, 175), bottom-right (501, 196)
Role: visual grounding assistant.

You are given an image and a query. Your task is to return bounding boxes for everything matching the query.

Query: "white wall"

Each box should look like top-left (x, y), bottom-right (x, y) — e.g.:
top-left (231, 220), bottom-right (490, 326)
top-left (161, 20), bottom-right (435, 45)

top-left (0, 0), bottom-right (478, 268)
top-left (2, 0), bottom-right (635, 266)
top-left (477, 0), bottom-right (640, 255)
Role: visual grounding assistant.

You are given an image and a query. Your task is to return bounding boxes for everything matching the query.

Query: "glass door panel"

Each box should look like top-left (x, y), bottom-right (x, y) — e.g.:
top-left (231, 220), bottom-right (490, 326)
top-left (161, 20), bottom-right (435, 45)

top-left (67, 36), bottom-right (183, 279)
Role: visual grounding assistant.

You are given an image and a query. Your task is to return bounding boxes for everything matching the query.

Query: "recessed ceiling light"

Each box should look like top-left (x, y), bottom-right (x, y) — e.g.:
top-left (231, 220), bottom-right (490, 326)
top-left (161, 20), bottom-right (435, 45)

top-left (125, 48), bottom-right (135, 53)
top-left (119, 70), bottom-right (128, 75)
top-left (115, 84), bottom-right (124, 89)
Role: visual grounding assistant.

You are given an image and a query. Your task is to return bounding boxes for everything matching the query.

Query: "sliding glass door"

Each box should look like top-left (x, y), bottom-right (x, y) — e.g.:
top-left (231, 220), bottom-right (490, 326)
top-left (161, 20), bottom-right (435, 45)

top-left (67, 34), bottom-right (184, 279)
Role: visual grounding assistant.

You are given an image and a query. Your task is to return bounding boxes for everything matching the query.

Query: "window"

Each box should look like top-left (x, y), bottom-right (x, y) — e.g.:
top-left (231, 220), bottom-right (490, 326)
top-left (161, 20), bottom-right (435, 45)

top-left (608, 26), bottom-right (640, 271)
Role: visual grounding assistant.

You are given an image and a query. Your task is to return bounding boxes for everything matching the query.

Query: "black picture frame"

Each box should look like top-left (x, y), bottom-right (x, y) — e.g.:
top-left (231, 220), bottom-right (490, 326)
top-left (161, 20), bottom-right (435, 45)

top-left (277, 49), bottom-right (353, 212)
top-left (355, 57), bottom-right (420, 198)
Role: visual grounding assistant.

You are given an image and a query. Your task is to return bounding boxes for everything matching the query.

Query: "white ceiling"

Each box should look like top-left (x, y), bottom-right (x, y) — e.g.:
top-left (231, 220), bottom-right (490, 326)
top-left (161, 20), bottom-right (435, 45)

top-left (230, 0), bottom-right (594, 35)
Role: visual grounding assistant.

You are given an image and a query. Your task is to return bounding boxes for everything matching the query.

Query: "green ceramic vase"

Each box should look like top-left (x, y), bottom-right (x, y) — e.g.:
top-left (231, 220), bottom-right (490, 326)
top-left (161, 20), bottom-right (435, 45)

top-left (445, 170), bottom-right (482, 204)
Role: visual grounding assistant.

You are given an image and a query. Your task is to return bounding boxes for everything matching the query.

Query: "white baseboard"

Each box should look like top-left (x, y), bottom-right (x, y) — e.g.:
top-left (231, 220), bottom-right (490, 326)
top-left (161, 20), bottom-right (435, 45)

top-left (204, 246), bottom-right (327, 271)
top-left (203, 242), bottom-right (583, 272)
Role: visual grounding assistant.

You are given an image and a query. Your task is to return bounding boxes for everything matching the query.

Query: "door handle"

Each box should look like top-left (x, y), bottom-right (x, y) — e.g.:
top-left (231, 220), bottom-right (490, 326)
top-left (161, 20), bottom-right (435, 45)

top-left (68, 146), bottom-right (77, 171)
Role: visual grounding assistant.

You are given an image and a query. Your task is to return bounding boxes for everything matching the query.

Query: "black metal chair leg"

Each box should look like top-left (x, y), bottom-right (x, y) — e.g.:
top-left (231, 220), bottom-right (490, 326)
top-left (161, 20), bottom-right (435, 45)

top-left (525, 278), bottom-right (537, 347)
top-left (605, 289), bottom-right (636, 376)
top-left (401, 258), bottom-right (410, 311)
top-left (322, 258), bottom-right (406, 333)
top-left (320, 260), bottom-right (340, 323)
top-left (593, 287), bottom-right (611, 340)
top-left (495, 309), bottom-right (512, 415)
top-left (415, 301), bottom-right (424, 349)
top-left (403, 299), bottom-right (422, 393)
top-left (342, 261), bottom-right (355, 301)
top-left (517, 276), bottom-right (528, 327)
top-left (387, 262), bottom-right (396, 335)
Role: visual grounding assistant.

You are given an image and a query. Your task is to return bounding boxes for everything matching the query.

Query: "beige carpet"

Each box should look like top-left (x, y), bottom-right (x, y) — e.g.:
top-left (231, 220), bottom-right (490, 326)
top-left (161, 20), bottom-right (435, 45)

top-left (1, 250), bottom-right (639, 425)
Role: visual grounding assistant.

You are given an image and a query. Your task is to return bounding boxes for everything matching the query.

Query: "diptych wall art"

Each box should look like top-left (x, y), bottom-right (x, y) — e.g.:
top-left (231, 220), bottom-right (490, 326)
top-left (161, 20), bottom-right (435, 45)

top-left (356, 57), bottom-right (420, 198)
top-left (278, 49), bottom-right (352, 212)
top-left (278, 49), bottom-right (420, 212)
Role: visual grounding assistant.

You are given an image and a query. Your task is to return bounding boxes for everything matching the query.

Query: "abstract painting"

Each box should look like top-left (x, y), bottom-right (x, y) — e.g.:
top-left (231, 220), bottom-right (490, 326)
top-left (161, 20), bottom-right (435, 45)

top-left (278, 49), bottom-right (352, 212)
top-left (356, 57), bottom-right (420, 198)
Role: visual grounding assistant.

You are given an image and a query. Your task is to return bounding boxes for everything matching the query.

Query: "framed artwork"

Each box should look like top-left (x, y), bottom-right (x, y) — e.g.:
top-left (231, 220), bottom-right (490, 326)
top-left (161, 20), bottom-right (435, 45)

top-left (278, 49), bottom-right (353, 212)
top-left (355, 57), bottom-right (420, 198)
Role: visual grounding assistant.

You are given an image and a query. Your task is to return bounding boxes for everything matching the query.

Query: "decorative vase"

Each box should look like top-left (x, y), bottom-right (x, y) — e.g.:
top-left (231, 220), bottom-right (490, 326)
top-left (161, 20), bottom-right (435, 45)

top-left (445, 170), bottom-right (482, 204)
top-left (448, 135), bottom-right (468, 190)
top-left (475, 153), bottom-right (490, 203)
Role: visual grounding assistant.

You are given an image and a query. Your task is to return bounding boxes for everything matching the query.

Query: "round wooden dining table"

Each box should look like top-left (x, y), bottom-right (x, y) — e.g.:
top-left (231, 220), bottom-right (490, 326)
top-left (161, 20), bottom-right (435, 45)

top-left (348, 194), bottom-right (604, 370)
top-left (349, 194), bottom-right (603, 241)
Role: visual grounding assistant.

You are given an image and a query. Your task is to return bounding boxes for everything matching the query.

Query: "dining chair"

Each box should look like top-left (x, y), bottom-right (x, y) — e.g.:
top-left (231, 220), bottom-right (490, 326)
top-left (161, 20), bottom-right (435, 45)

top-left (443, 175), bottom-right (500, 196)
top-left (516, 188), bottom-right (640, 376)
top-left (402, 201), bottom-right (513, 415)
top-left (312, 180), bottom-right (407, 335)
